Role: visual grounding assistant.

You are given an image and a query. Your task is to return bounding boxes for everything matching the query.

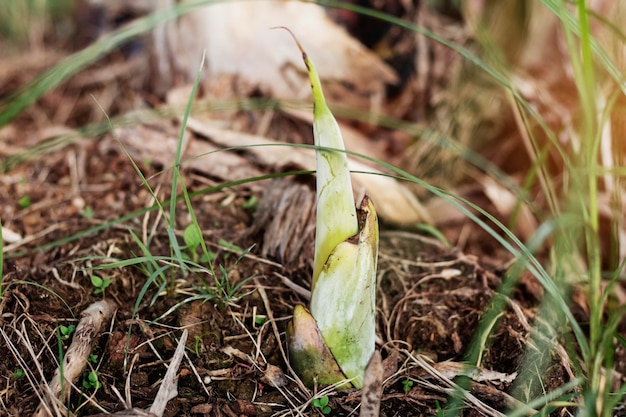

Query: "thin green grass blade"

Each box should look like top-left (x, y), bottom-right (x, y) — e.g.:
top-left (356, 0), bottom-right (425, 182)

top-left (317, 0), bottom-right (576, 224)
top-left (506, 378), bottom-right (582, 417)
top-left (152, 294), bottom-right (215, 323)
top-left (168, 52), bottom-right (217, 286)
top-left (336, 146), bottom-right (590, 362)
top-left (80, 255), bottom-right (189, 270)
top-left (2, 93), bottom-right (533, 219)
top-left (541, 0), bottom-right (626, 92)
top-left (414, 223), bottom-right (451, 248)
top-left (94, 100), bottom-right (171, 236)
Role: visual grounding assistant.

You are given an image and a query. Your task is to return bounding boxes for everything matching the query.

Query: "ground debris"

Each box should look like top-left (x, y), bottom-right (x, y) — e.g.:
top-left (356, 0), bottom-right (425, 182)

top-left (34, 300), bottom-right (117, 417)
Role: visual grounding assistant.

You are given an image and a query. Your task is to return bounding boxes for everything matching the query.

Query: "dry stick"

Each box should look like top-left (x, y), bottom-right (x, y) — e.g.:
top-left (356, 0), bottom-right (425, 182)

top-left (274, 272), bottom-right (311, 299)
top-left (359, 351), bottom-right (383, 417)
top-left (33, 299), bottom-right (117, 417)
top-left (85, 330), bottom-right (189, 417)
top-left (148, 329), bottom-right (188, 416)
top-left (406, 351), bottom-right (513, 417)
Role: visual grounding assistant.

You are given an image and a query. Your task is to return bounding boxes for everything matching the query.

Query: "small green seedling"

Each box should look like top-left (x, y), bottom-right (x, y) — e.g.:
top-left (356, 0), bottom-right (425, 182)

top-left (81, 206), bottom-right (94, 219)
top-left (59, 324), bottom-right (75, 340)
top-left (182, 224), bottom-right (215, 263)
top-left (82, 370), bottom-right (101, 390)
top-left (18, 196), bottom-right (31, 208)
top-left (254, 315), bottom-right (267, 326)
top-left (242, 195), bottom-right (257, 210)
top-left (183, 224), bottom-right (203, 262)
top-left (90, 274), bottom-right (111, 296)
top-left (88, 354), bottom-right (98, 364)
top-left (402, 378), bottom-right (414, 393)
top-left (12, 368), bottom-right (25, 379)
top-left (312, 396), bottom-right (331, 415)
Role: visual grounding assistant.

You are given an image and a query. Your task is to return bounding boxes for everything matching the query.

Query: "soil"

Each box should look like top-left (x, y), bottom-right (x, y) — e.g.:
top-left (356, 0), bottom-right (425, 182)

top-left (1, 136), bottom-right (576, 416)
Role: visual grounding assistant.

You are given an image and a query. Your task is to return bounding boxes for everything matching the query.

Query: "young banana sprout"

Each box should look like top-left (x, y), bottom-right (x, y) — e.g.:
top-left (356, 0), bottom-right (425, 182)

top-left (280, 28), bottom-right (379, 389)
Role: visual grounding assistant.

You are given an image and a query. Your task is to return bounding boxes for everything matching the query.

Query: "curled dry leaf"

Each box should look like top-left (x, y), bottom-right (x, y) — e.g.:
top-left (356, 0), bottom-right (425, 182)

top-left (152, 0), bottom-right (397, 106)
top-left (261, 364), bottom-right (288, 388)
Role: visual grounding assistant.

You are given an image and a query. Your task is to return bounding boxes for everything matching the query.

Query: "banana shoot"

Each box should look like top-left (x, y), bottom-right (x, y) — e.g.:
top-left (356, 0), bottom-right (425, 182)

top-left (283, 29), bottom-right (379, 389)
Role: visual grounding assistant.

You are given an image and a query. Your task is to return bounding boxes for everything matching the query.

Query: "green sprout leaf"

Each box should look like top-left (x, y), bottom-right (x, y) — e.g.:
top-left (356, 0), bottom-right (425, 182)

top-left (312, 396), bottom-right (332, 414)
top-left (83, 370), bottom-right (102, 390)
top-left (183, 224), bottom-right (202, 251)
top-left (200, 251), bottom-right (216, 263)
top-left (90, 275), bottom-right (103, 287)
top-left (90, 274), bottom-right (111, 295)
top-left (242, 195), bottom-right (257, 210)
top-left (303, 46), bottom-right (359, 289)
top-left (282, 27), bottom-right (379, 389)
top-left (402, 378), bottom-right (414, 393)
top-left (18, 195), bottom-right (31, 208)
top-left (81, 206), bottom-right (94, 219)
top-left (183, 224), bottom-right (203, 262)
top-left (59, 324), bottom-right (75, 339)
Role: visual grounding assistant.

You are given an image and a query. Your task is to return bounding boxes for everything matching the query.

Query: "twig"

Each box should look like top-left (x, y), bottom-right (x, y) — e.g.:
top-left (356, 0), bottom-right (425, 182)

top-left (149, 329), bottom-right (188, 416)
top-left (86, 330), bottom-right (189, 417)
top-left (33, 299), bottom-right (117, 417)
top-left (359, 351), bottom-right (383, 417)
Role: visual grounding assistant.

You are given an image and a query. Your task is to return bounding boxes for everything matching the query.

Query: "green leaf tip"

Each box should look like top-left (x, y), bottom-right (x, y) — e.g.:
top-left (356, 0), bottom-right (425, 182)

top-left (274, 26), bottom-right (358, 287)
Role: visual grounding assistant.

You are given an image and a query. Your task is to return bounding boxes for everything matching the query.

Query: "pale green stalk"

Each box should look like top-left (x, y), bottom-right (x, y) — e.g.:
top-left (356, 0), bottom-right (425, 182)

top-left (306, 56), bottom-right (359, 288)
top-left (310, 197), bottom-right (378, 387)
top-left (283, 28), bottom-right (378, 389)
